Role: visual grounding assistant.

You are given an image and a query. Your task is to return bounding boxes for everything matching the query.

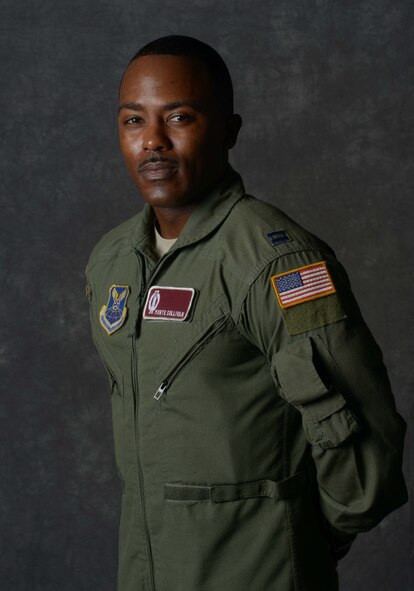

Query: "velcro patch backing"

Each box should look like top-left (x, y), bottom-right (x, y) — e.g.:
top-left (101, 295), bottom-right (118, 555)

top-left (281, 294), bottom-right (346, 335)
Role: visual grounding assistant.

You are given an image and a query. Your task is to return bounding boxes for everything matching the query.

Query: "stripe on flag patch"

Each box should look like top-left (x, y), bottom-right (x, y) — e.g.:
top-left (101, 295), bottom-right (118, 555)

top-left (271, 262), bottom-right (336, 309)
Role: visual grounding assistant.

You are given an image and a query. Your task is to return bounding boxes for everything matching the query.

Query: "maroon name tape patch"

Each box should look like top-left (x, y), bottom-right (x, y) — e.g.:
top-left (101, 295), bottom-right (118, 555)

top-left (143, 286), bottom-right (195, 321)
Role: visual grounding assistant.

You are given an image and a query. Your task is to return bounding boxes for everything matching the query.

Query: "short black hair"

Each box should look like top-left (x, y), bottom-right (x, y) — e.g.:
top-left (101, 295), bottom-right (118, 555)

top-left (128, 35), bottom-right (234, 116)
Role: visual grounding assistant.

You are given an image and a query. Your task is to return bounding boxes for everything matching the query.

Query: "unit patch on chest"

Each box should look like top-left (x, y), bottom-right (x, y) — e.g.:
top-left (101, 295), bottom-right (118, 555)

top-left (99, 285), bottom-right (130, 335)
top-left (143, 286), bottom-right (195, 321)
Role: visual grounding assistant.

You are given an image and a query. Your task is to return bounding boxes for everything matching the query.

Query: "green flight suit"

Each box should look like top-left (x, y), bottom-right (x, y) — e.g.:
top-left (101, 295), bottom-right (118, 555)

top-left (86, 167), bottom-right (407, 591)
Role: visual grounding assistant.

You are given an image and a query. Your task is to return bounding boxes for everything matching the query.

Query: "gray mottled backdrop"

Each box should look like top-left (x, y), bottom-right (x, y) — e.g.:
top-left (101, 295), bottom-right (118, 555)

top-left (1, 1), bottom-right (412, 590)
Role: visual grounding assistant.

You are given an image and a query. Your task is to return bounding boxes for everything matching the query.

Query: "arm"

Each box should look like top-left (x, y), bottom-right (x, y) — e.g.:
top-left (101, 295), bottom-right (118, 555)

top-left (239, 248), bottom-right (407, 547)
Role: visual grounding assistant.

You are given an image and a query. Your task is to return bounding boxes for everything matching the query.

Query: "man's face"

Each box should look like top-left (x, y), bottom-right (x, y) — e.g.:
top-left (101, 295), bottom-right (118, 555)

top-left (118, 55), bottom-right (239, 209)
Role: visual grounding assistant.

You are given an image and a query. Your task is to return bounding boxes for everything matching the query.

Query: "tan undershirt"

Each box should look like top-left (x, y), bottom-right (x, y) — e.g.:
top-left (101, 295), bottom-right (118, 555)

top-left (153, 225), bottom-right (177, 259)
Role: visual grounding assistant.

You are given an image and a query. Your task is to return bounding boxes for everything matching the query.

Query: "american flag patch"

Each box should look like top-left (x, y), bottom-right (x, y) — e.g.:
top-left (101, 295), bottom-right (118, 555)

top-left (271, 262), bottom-right (336, 309)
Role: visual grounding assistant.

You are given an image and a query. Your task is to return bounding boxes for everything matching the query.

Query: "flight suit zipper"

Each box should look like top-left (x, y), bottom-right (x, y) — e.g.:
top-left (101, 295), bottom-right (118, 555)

top-left (132, 247), bottom-right (224, 589)
top-left (154, 315), bottom-right (228, 400)
top-left (132, 248), bottom-right (158, 591)
top-left (132, 246), bottom-right (184, 591)
top-left (131, 334), bottom-right (156, 591)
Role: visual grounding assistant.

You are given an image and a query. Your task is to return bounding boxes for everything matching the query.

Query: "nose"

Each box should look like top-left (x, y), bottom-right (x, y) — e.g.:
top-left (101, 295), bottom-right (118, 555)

top-left (142, 120), bottom-right (172, 152)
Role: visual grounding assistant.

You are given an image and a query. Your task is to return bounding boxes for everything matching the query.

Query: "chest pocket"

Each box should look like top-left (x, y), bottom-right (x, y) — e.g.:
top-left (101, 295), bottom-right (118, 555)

top-left (272, 336), bottom-right (360, 449)
top-left (153, 295), bottom-right (231, 401)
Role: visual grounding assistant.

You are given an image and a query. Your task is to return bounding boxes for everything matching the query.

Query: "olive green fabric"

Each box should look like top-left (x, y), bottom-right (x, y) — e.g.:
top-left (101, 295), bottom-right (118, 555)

top-left (281, 293), bottom-right (346, 335)
top-left (273, 337), bottom-right (361, 448)
top-left (86, 167), bottom-right (407, 591)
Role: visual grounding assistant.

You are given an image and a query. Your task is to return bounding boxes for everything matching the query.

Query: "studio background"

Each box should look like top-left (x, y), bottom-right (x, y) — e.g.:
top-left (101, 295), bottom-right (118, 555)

top-left (1, 1), bottom-right (412, 590)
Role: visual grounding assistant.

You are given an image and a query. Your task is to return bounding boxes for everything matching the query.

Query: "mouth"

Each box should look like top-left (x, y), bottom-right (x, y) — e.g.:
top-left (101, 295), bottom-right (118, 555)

top-left (138, 158), bottom-right (178, 181)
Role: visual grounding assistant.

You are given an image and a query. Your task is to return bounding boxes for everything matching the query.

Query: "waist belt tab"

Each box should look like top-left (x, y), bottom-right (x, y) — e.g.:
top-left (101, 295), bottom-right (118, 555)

top-left (164, 471), bottom-right (306, 503)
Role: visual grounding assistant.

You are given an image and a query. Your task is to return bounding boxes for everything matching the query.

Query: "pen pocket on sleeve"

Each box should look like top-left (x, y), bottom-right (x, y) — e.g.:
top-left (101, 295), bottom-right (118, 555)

top-left (272, 337), bottom-right (360, 449)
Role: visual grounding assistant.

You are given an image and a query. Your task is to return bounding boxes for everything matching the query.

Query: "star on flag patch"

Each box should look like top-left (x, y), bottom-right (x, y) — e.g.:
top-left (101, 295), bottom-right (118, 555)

top-left (271, 262), bottom-right (336, 309)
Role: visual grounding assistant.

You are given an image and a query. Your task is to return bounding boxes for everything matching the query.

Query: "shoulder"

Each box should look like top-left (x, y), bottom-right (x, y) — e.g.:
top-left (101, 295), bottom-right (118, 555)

top-left (86, 211), bottom-right (144, 273)
top-left (220, 193), bottom-right (336, 279)
top-left (232, 197), bottom-right (361, 339)
top-left (238, 194), bottom-right (332, 250)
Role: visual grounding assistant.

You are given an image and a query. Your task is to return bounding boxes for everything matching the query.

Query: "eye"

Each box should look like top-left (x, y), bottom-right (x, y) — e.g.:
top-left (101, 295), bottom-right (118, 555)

top-left (168, 113), bottom-right (191, 123)
top-left (124, 116), bottom-right (144, 125)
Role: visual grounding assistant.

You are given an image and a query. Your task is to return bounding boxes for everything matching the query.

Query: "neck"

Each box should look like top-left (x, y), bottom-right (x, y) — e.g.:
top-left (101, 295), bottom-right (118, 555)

top-left (153, 204), bottom-right (196, 238)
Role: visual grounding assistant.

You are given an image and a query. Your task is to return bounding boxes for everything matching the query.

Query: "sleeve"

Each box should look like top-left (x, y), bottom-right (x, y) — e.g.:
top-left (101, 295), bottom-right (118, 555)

top-left (85, 271), bottom-right (92, 303)
top-left (238, 248), bottom-right (407, 543)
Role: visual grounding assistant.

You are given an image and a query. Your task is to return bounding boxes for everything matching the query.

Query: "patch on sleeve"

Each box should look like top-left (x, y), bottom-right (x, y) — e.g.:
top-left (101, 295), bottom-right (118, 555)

top-left (271, 262), bottom-right (336, 308)
top-left (271, 262), bottom-right (346, 335)
top-left (265, 230), bottom-right (292, 246)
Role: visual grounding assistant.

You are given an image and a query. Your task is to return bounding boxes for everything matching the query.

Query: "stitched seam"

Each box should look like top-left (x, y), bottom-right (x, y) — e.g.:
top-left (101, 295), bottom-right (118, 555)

top-left (172, 191), bottom-right (244, 248)
top-left (154, 295), bottom-right (229, 380)
top-left (87, 245), bottom-right (137, 272)
top-left (232, 317), bottom-right (271, 369)
top-left (120, 384), bottom-right (126, 481)
top-left (285, 501), bottom-right (301, 591)
top-left (313, 334), bottom-right (358, 406)
top-left (282, 403), bottom-right (290, 480)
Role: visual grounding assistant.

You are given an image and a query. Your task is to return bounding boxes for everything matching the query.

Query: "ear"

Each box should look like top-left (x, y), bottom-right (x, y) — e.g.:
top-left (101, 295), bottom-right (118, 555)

top-left (224, 114), bottom-right (242, 150)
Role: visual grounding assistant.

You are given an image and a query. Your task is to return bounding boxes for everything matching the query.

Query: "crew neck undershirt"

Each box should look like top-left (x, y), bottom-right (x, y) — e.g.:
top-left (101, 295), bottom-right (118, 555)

top-left (153, 225), bottom-right (177, 259)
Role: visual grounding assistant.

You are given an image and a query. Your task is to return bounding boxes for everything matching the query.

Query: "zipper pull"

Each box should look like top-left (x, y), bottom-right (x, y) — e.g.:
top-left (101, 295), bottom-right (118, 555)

top-left (154, 380), bottom-right (169, 400)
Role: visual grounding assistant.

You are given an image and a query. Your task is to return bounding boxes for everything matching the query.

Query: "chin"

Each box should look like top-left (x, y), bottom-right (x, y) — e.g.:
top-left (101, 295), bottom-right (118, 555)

top-left (137, 184), bottom-right (169, 204)
top-left (138, 183), bottom-right (195, 209)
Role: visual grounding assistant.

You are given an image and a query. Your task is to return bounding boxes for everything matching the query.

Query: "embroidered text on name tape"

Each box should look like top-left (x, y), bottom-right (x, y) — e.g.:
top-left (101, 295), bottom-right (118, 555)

top-left (143, 286), bottom-right (195, 321)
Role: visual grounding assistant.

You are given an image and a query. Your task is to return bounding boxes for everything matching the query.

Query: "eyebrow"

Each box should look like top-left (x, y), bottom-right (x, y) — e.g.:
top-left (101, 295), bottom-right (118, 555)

top-left (117, 100), bottom-right (203, 114)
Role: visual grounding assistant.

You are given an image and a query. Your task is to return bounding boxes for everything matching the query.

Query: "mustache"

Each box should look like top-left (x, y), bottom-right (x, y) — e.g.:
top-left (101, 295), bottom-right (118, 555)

top-left (138, 156), bottom-right (178, 172)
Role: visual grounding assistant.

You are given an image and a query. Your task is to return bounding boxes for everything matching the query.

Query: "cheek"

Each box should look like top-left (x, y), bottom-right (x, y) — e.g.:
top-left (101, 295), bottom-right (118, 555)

top-left (177, 134), bottom-right (220, 171)
top-left (119, 132), bottom-right (141, 162)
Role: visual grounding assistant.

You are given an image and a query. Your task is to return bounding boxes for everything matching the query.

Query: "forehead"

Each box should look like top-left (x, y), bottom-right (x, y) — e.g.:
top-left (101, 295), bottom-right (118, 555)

top-left (119, 55), bottom-right (215, 106)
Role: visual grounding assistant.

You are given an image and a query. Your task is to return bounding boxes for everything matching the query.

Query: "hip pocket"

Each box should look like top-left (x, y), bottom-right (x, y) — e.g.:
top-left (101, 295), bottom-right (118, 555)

top-left (155, 474), bottom-right (304, 590)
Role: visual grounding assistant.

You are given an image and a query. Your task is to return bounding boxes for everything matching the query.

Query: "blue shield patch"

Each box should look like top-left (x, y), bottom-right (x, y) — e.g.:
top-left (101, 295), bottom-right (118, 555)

top-left (99, 285), bottom-right (130, 335)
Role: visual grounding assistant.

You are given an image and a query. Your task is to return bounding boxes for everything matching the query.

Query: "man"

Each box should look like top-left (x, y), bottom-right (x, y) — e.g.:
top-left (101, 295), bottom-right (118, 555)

top-left (85, 36), bottom-right (407, 591)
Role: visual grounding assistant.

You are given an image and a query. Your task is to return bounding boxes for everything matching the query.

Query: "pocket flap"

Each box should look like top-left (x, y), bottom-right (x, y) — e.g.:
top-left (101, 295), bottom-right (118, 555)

top-left (274, 337), bottom-right (336, 405)
top-left (272, 337), bottom-right (360, 448)
top-left (304, 388), bottom-right (346, 422)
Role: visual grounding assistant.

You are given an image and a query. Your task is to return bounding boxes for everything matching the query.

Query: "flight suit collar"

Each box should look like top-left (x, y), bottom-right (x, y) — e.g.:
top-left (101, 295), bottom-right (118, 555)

top-left (131, 166), bottom-right (245, 253)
